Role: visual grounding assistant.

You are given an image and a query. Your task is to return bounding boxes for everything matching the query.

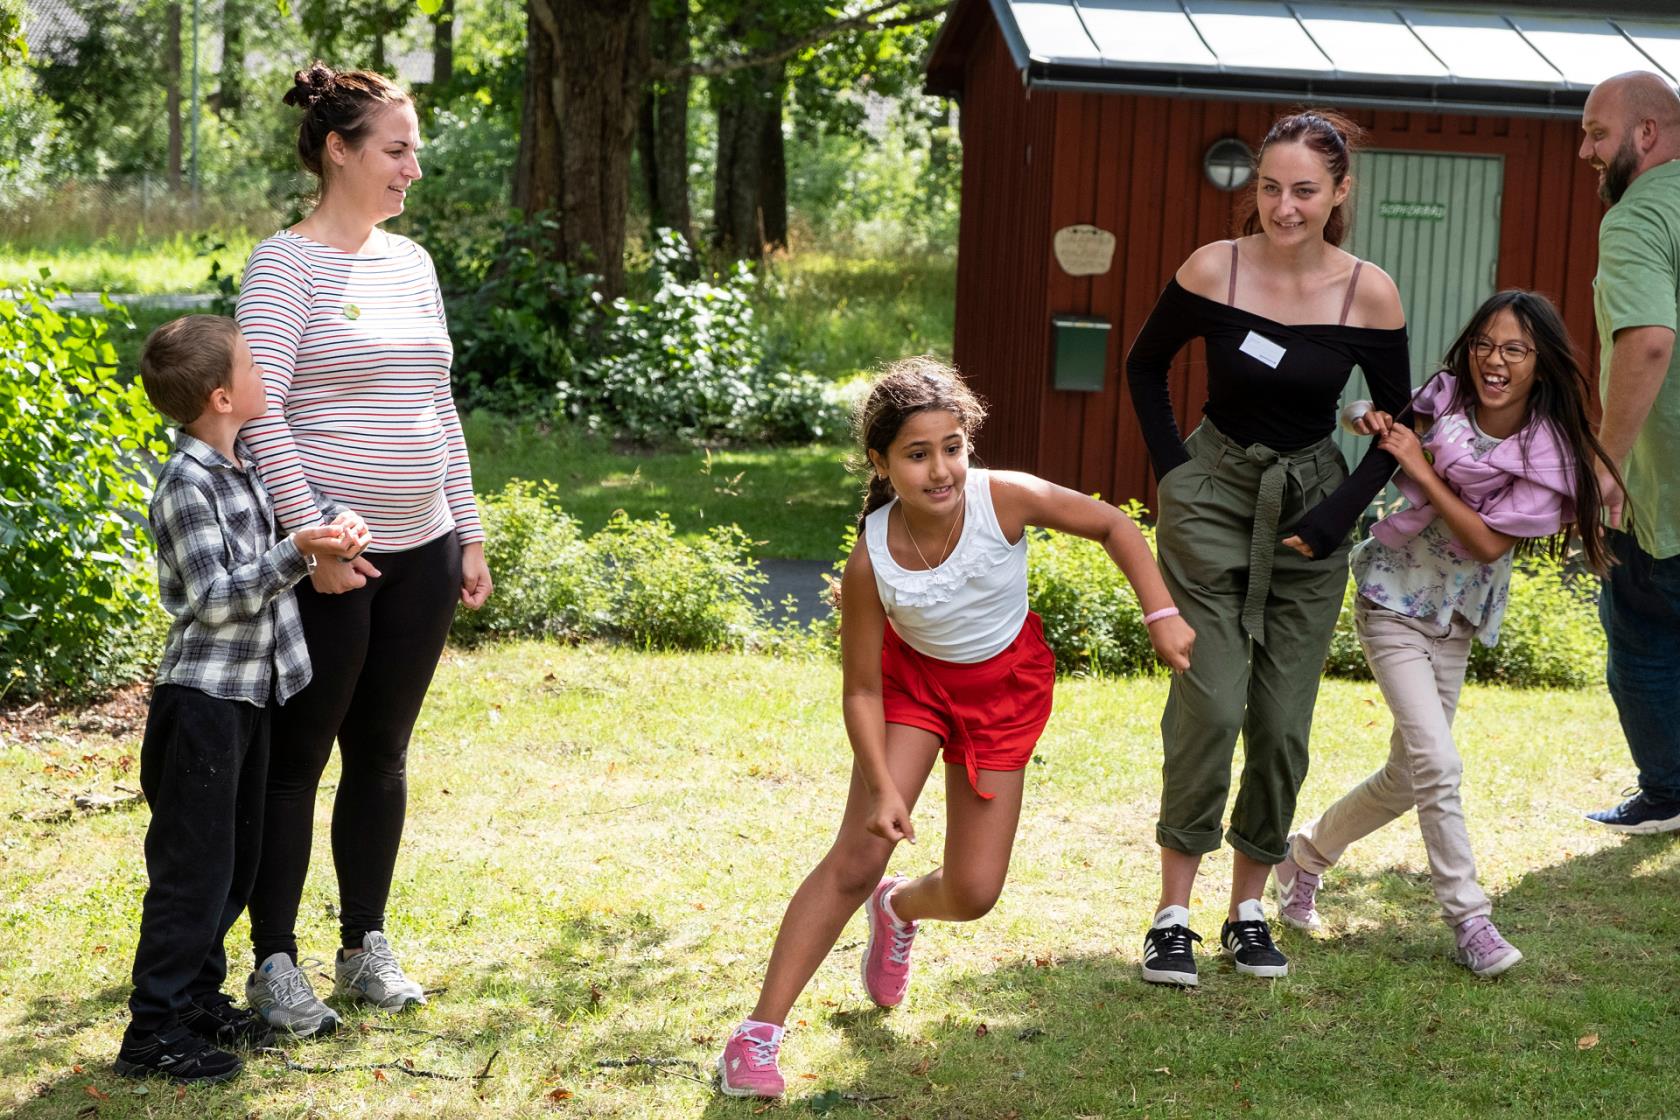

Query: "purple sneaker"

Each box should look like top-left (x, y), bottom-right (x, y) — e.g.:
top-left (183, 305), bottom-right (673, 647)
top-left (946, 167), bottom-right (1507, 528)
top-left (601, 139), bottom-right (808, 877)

top-left (1455, 917), bottom-right (1523, 977)
top-left (862, 877), bottom-right (917, 1008)
top-left (717, 1021), bottom-right (785, 1098)
top-left (1272, 837), bottom-right (1324, 932)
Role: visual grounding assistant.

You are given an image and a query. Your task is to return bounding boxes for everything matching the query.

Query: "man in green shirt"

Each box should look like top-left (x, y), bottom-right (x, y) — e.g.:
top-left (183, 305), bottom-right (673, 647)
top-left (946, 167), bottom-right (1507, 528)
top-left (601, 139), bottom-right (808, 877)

top-left (1580, 71), bottom-right (1680, 834)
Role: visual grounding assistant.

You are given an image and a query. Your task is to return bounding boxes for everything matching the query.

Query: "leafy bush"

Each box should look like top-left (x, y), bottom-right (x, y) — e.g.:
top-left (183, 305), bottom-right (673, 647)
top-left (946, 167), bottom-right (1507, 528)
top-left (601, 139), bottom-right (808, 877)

top-left (450, 482), bottom-right (765, 653)
top-left (449, 480), bottom-right (601, 645)
top-left (0, 284), bottom-right (168, 701)
top-left (1025, 503), bottom-right (1160, 677)
top-left (591, 512), bottom-right (765, 652)
top-left (564, 231), bottom-right (849, 444)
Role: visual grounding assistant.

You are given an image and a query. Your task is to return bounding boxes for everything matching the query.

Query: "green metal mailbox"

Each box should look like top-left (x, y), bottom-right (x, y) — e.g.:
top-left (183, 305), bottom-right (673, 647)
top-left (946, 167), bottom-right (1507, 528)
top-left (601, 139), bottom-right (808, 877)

top-left (1051, 315), bottom-right (1109, 392)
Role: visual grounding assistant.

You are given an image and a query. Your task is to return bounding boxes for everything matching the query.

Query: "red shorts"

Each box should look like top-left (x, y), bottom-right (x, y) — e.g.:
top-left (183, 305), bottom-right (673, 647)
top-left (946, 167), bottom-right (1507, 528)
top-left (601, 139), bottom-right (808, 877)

top-left (881, 612), bottom-right (1056, 799)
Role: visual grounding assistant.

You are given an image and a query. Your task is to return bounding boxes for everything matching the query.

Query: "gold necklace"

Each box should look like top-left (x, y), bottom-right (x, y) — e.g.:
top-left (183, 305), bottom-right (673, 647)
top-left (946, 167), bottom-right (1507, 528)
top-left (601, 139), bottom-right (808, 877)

top-left (899, 492), bottom-right (965, 570)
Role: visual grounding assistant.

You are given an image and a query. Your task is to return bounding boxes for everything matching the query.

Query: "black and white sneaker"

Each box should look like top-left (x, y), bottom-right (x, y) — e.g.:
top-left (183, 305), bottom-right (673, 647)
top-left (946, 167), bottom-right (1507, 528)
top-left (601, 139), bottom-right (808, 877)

top-left (1221, 900), bottom-right (1289, 978)
top-left (1141, 918), bottom-right (1203, 987)
top-left (113, 1025), bottom-right (242, 1084)
top-left (1586, 788), bottom-right (1680, 834)
top-left (181, 995), bottom-right (276, 1050)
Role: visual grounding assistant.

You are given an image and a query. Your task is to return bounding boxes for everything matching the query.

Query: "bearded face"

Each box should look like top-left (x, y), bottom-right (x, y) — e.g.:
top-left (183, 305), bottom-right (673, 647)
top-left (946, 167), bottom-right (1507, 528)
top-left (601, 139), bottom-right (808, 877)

top-left (1600, 131), bottom-right (1642, 205)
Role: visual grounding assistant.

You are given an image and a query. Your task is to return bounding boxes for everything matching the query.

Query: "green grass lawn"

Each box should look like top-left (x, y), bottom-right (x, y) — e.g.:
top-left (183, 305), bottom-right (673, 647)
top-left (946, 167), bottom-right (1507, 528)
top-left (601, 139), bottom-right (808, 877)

top-left (2, 645), bottom-right (1672, 1118)
top-left (0, 234), bottom-right (256, 295)
top-left (763, 251), bottom-right (955, 381)
top-left (463, 412), bottom-right (855, 560)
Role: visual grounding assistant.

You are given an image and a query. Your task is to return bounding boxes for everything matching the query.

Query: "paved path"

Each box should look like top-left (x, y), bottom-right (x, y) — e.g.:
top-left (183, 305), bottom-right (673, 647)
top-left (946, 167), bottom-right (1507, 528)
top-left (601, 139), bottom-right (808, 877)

top-left (47, 292), bottom-right (217, 313)
top-left (759, 559), bottom-right (834, 628)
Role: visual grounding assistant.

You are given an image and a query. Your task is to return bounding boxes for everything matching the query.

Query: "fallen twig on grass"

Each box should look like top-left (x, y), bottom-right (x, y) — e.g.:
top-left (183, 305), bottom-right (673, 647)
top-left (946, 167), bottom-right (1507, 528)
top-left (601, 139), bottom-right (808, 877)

top-left (595, 1055), bottom-right (713, 1088)
top-left (576, 800), bottom-right (652, 817)
top-left (267, 1048), bottom-right (499, 1082)
top-left (11, 785), bottom-right (144, 823)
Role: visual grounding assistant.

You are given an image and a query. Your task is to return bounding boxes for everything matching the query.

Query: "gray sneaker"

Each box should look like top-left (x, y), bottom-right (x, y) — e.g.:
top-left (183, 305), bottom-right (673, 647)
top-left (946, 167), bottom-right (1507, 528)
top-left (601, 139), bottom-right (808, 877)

top-left (334, 931), bottom-right (427, 1011)
top-left (246, 953), bottom-right (342, 1038)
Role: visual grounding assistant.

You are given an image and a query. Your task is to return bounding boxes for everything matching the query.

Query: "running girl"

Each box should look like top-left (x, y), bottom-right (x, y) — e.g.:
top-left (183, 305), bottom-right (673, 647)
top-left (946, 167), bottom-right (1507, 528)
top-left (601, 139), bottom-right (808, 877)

top-left (718, 358), bottom-right (1195, 1098)
top-left (1276, 290), bottom-right (1619, 975)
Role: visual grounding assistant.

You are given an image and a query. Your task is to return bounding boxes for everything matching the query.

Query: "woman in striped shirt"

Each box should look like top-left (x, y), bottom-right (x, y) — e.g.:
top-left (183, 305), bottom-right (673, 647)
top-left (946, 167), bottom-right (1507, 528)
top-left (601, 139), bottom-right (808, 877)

top-left (236, 63), bottom-right (491, 1037)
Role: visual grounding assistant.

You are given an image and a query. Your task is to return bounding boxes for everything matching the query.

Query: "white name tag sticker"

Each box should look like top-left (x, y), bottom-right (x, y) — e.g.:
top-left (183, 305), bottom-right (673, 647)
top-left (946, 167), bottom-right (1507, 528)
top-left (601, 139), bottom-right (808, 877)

top-left (1239, 330), bottom-right (1286, 368)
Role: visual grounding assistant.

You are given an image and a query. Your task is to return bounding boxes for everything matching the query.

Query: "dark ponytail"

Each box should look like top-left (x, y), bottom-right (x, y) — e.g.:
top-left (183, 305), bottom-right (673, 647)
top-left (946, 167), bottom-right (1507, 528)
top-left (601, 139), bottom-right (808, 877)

top-left (853, 357), bottom-right (987, 532)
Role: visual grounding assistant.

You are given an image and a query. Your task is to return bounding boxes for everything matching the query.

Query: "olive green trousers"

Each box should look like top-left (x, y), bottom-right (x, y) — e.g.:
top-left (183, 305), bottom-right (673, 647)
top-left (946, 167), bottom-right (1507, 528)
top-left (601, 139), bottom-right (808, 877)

top-left (1153, 421), bottom-right (1351, 864)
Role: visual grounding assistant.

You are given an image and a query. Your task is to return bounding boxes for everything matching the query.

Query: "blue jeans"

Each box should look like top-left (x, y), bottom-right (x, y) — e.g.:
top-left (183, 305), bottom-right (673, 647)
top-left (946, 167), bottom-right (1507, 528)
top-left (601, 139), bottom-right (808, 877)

top-left (1601, 529), bottom-right (1680, 802)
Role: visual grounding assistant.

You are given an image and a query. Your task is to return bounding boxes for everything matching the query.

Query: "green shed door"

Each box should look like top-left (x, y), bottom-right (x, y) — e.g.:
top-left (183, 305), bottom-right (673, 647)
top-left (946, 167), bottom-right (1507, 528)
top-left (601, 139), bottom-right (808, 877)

top-left (1339, 150), bottom-right (1504, 476)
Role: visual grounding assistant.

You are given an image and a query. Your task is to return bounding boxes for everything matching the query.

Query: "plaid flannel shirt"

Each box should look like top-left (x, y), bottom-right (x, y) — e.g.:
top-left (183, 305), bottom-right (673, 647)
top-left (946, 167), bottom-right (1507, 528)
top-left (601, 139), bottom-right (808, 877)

top-left (149, 435), bottom-right (312, 705)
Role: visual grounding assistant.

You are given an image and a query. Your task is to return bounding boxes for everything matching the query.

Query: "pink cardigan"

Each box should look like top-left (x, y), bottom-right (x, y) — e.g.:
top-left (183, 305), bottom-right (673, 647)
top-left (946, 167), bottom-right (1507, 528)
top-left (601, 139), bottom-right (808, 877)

top-left (1372, 372), bottom-right (1575, 552)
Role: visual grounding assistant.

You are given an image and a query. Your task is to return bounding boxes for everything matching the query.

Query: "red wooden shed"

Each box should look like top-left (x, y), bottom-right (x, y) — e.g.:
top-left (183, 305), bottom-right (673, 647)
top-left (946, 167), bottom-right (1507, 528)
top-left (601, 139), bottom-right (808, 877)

top-left (925, 0), bottom-right (1680, 508)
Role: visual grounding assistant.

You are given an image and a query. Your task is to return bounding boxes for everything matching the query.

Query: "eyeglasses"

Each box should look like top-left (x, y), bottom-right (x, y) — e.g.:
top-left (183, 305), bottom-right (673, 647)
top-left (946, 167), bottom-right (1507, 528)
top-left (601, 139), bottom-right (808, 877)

top-left (1469, 337), bottom-right (1535, 363)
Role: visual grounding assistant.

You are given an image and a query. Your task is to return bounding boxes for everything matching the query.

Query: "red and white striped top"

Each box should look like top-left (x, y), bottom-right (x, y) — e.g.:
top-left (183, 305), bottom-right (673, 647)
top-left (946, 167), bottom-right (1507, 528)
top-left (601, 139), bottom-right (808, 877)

top-left (236, 229), bottom-right (482, 552)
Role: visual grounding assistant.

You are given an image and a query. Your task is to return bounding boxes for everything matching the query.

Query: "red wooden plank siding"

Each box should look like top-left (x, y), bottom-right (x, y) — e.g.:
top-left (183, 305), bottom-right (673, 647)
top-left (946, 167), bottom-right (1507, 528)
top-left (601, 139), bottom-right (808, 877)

top-left (949, 73), bottom-right (1613, 508)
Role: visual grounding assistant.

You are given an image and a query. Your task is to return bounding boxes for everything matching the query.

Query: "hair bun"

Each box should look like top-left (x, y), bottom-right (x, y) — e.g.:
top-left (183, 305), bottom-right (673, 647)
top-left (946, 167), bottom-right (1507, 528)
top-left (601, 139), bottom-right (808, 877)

top-left (283, 62), bottom-right (337, 110)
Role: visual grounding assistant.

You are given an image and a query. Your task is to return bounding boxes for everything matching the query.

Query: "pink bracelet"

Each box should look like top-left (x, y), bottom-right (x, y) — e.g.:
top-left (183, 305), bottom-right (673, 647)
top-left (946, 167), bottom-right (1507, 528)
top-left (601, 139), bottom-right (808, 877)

top-left (1143, 607), bottom-right (1181, 625)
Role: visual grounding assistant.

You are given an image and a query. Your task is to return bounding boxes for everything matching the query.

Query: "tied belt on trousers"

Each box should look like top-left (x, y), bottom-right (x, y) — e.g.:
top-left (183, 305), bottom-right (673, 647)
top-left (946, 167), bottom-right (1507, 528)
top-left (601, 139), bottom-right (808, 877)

top-left (1192, 428), bottom-right (1338, 648)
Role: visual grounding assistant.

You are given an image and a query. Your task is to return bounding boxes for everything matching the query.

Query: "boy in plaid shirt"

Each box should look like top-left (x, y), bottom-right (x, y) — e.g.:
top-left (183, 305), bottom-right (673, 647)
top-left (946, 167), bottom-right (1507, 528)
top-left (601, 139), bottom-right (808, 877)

top-left (117, 316), bottom-right (366, 1084)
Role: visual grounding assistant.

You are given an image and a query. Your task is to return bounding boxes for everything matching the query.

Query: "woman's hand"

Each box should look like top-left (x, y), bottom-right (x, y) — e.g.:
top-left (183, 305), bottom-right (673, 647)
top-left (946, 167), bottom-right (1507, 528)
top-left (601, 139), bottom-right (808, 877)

top-left (330, 510), bottom-right (373, 558)
top-left (1378, 422), bottom-right (1431, 481)
top-left (1147, 615), bottom-right (1195, 673)
top-left (460, 542), bottom-right (493, 609)
top-left (310, 554), bottom-right (382, 594)
top-left (866, 791), bottom-right (916, 844)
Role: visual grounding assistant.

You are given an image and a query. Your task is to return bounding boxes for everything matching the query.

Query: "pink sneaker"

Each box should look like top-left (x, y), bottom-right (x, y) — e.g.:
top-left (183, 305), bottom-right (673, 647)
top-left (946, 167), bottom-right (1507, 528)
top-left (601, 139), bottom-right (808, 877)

top-left (1272, 836), bottom-right (1324, 932)
top-left (1455, 917), bottom-right (1523, 978)
top-left (717, 1021), bottom-right (785, 1098)
top-left (862, 877), bottom-right (917, 1008)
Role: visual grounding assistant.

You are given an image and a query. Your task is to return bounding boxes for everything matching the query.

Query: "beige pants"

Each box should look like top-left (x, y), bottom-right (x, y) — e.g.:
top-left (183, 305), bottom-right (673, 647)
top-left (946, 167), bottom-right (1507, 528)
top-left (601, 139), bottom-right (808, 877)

top-left (1293, 600), bottom-right (1491, 925)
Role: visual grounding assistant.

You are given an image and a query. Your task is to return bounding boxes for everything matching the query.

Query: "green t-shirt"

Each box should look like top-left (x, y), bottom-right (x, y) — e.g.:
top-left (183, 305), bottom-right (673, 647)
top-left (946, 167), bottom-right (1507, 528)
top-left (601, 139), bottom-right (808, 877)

top-left (1594, 158), bottom-right (1680, 559)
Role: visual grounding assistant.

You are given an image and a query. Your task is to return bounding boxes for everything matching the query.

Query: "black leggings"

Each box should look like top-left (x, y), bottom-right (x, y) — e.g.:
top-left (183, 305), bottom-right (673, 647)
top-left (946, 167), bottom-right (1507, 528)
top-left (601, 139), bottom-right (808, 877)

top-left (249, 531), bottom-right (461, 964)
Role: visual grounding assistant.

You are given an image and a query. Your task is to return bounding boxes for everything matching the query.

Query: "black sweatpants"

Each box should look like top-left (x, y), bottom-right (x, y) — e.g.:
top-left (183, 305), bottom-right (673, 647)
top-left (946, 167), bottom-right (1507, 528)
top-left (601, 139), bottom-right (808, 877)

top-left (249, 532), bottom-right (460, 964)
top-left (128, 684), bottom-right (270, 1035)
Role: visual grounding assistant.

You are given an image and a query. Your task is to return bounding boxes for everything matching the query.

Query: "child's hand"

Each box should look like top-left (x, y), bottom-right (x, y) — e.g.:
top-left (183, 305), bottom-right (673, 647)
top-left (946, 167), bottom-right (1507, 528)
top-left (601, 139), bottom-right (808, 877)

top-left (867, 792), bottom-right (916, 845)
top-left (290, 524), bottom-right (348, 560)
top-left (1280, 534), bottom-right (1314, 558)
top-left (1352, 408), bottom-right (1394, 437)
top-left (1148, 615), bottom-right (1195, 673)
top-left (1378, 422), bottom-right (1430, 479)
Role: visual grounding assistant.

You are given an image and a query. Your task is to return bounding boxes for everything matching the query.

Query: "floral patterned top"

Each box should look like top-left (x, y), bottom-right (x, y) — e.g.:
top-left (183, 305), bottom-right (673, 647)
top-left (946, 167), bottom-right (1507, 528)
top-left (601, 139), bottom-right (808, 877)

top-left (1350, 411), bottom-right (1525, 644)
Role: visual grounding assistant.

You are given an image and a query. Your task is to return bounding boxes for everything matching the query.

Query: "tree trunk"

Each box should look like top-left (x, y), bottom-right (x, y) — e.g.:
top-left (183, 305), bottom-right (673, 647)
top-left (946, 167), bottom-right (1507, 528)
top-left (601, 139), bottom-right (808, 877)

top-left (637, 0), bottom-right (691, 245)
top-left (166, 2), bottom-right (182, 191)
top-left (514, 0), bottom-right (650, 297)
top-left (431, 0), bottom-right (455, 87)
top-left (710, 57), bottom-right (785, 262)
top-left (220, 0), bottom-right (243, 116)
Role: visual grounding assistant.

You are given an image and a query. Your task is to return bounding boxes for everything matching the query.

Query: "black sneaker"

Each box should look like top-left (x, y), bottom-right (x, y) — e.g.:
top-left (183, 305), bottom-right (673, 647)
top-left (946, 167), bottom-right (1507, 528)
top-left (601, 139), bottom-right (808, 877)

top-left (1141, 924), bottom-right (1202, 987)
top-left (1221, 917), bottom-right (1289, 978)
top-left (114, 1026), bottom-right (243, 1084)
top-left (1585, 789), bottom-right (1680, 834)
top-left (181, 996), bottom-right (277, 1049)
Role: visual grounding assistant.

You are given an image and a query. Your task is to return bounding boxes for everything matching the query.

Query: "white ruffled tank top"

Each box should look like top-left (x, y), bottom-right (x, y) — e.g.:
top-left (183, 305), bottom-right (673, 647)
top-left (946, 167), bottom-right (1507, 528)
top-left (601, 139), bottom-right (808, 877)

top-left (865, 468), bottom-right (1029, 663)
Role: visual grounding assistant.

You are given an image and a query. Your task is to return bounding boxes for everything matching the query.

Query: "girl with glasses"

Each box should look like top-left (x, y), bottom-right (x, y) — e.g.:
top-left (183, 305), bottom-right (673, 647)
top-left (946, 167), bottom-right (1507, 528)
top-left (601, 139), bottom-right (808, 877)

top-left (1275, 290), bottom-right (1620, 975)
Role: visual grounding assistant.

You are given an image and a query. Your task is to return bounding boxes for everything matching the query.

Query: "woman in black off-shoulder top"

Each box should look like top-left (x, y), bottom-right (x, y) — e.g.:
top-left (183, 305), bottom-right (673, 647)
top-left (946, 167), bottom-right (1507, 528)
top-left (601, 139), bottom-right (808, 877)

top-left (1123, 110), bottom-right (1411, 988)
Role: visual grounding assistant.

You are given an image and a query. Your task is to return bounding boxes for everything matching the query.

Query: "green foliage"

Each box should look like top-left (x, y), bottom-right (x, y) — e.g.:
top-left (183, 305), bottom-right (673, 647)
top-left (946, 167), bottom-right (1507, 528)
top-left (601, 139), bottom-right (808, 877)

top-left (591, 511), bottom-right (765, 652)
top-left (567, 231), bottom-right (848, 443)
top-left (0, 283), bottom-right (169, 701)
top-left (0, 62), bottom-right (63, 204)
top-left (449, 480), bottom-right (599, 644)
top-left (1325, 552), bottom-right (1605, 689)
top-left (1025, 504), bottom-right (1162, 677)
top-left (442, 214), bottom-right (596, 413)
top-left (451, 480), bottom-right (766, 653)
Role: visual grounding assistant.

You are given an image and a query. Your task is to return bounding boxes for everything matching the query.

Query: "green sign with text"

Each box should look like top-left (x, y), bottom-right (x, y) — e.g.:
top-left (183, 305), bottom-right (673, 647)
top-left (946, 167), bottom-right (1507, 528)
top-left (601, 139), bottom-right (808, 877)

top-left (1379, 200), bottom-right (1448, 221)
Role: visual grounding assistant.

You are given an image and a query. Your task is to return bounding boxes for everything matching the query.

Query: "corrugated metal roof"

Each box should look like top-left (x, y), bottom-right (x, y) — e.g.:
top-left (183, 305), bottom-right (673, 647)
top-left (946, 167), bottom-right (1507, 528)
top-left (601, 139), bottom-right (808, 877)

top-left (929, 0), bottom-right (1680, 117)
